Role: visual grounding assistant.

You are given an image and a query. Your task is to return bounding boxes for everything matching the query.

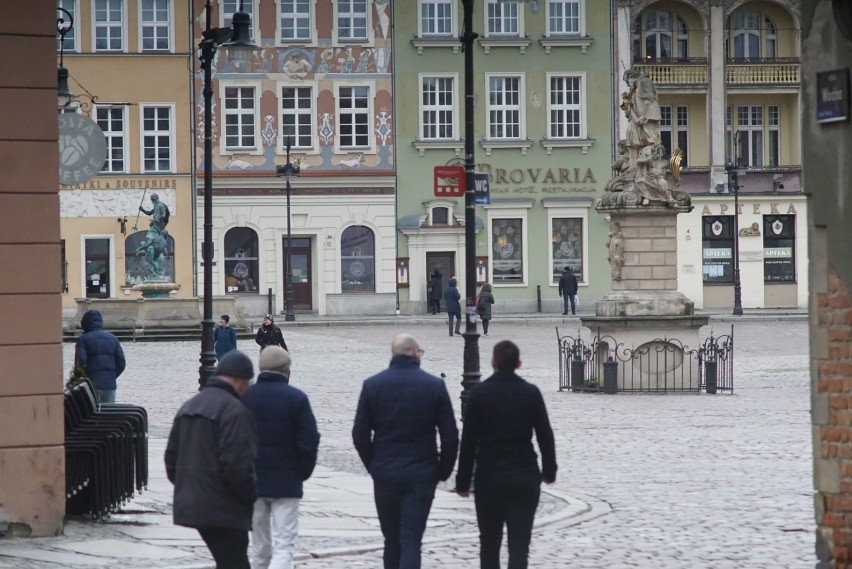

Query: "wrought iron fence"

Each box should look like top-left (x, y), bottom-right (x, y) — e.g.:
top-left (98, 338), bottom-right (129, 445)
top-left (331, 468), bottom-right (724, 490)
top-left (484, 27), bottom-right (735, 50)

top-left (556, 326), bottom-right (734, 394)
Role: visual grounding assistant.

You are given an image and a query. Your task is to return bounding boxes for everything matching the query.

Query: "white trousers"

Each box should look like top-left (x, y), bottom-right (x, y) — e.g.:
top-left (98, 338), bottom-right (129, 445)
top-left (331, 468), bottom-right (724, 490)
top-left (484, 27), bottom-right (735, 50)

top-left (250, 497), bottom-right (300, 569)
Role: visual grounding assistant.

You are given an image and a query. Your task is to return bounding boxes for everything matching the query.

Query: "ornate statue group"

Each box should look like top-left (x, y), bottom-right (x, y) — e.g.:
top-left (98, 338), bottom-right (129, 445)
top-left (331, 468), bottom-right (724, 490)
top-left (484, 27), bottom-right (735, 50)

top-left (135, 193), bottom-right (170, 281)
top-left (598, 70), bottom-right (690, 209)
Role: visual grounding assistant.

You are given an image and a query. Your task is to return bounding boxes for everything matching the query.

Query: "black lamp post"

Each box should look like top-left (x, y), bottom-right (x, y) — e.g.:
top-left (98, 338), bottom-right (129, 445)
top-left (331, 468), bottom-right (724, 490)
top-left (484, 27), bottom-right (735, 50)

top-left (276, 138), bottom-right (299, 322)
top-left (459, 0), bottom-right (481, 418)
top-left (725, 163), bottom-right (744, 316)
top-left (198, 0), bottom-right (256, 389)
top-left (57, 8), bottom-right (75, 108)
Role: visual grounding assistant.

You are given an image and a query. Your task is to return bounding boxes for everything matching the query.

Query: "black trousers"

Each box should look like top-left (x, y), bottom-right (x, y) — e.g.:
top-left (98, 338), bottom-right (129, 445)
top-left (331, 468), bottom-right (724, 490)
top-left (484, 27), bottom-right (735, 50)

top-left (448, 311), bottom-right (461, 335)
top-left (473, 477), bottom-right (541, 569)
top-left (197, 526), bottom-right (250, 569)
top-left (374, 479), bottom-right (437, 569)
top-left (431, 298), bottom-right (441, 314)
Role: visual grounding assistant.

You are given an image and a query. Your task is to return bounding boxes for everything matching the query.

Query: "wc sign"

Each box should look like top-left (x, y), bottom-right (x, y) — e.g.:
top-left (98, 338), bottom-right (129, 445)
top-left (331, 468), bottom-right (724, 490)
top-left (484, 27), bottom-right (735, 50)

top-left (473, 172), bottom-right (491, 205)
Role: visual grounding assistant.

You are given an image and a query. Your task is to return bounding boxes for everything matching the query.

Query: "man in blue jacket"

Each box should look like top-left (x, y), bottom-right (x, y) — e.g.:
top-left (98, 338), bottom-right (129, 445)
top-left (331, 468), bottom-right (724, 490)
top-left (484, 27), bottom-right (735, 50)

top-left (243, 346), bottom-right (320, 569)
top-left (352, 333), bottom-right (459, 569)
top-left (75, 309), bottom-right (126, 403)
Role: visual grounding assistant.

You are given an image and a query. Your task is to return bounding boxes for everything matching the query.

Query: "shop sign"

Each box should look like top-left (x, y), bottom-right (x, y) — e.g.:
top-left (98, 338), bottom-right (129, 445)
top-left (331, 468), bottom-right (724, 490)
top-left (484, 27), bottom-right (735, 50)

top-left (817, 68), bottom-right (850, 124)
top-left (58, 113), bottom-right (106, 185)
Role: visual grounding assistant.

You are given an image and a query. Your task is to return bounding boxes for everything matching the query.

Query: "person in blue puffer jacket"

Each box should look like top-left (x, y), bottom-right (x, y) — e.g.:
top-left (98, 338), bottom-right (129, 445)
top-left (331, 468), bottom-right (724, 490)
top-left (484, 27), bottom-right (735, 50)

top-left (75, 309), bottom-right (126, 403)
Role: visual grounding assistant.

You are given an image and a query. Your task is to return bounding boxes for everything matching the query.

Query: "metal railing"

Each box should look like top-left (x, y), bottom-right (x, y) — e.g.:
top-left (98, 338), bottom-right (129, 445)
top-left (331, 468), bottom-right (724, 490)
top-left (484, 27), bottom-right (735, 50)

top-left (556, 326), bottom-right (734, 394)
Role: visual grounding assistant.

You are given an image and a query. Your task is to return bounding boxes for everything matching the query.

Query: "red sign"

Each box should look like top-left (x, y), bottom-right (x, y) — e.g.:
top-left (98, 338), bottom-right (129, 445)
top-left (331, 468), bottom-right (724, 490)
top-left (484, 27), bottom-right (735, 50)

top-left (433, 166), bottom-right (466, 197)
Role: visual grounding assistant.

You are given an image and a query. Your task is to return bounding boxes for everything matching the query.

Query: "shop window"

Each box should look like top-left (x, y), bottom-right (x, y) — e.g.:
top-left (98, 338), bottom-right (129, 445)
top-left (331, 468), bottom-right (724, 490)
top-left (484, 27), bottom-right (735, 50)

top-left (763, 215), bottom-right (795, 282)
top-left (224, 227), bottom-right (259, 293)
top-left (341, 225), bottom-right (375, 292)
top-left (492, 218), bottom-right (524, 283)
top-left (702, 216), bottom-right (734, 283)
top-left (85, 237), bottom-right (111, 298)
top-left (125, 230), bottom-right (175, 285)
top-left (551, 218), bottom-right (583, 283)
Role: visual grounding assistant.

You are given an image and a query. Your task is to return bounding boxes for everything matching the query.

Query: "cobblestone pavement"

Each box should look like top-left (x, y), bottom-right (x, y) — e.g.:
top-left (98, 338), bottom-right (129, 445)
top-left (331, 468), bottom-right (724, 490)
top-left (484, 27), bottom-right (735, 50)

top-left (49, 318), bottom-right (811, 568)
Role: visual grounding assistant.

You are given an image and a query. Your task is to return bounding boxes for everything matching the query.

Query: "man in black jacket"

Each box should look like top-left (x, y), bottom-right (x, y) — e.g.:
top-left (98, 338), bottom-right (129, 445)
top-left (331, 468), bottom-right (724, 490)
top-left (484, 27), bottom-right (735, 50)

top-left (165, 350), bottom-right (258, 569)
top-left (558, 266), bottom-right (579, 315)
top-left (456, 340), bottom-right (557, 569)
top-left (353, 333), bottom-right (459, 569)
top-left (255, 314), bottom-right (288, 351)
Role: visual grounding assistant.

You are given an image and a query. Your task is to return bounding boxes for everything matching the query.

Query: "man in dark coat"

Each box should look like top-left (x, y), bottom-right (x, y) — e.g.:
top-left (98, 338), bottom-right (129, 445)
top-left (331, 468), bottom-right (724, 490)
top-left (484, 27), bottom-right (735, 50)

top-left (558, 266), bottom-right (579, 315)
top-left (243, 346), bottom-right (320, 569)
top-left (456, 340), bottom-right (557, 569)
top-left (352, 333), bottom-right (459, 569)
top-left (444, 277), bottom-right (462, 336)
top-left (429, 269), bottom-right (443, 314)
top-left (75, 309), bottom-right (126, 403)
top-left (255, 314), bottom-right (288, 351)
top-left (165, 350), bottom-right (258, 569)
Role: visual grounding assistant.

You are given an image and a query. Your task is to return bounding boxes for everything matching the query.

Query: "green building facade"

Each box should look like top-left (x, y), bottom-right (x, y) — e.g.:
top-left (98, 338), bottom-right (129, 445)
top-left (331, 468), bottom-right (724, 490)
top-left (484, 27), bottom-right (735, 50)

top-left (394, 0), bottom-right (615, 314)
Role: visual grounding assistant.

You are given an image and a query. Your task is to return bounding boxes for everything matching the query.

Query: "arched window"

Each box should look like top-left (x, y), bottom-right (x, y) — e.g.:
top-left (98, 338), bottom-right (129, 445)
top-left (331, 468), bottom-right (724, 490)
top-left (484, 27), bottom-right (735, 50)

top-left (341, 225), bottom-right (375, 292)
top-left (124, 230), bottom-right (175, 285)
top-left (732, 10), bottom-right (761, 59)
top-left (764, 16), bottom-right (777, 58)
top-left (637, 10), bottom-right (688, 60)
top-left (224, 227), bottom-right (259, 293)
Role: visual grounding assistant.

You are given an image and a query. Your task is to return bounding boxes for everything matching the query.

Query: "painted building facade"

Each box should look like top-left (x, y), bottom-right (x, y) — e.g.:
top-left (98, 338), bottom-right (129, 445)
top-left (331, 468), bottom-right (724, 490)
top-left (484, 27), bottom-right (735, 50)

top-left (192, 0), bottom-right (397, 317)
top-left (395, 0), bottom-right (615, 313)
top-left (58, 0), bottom-right (195, 316)
top-left (614, 0), bottom-right (807, 309)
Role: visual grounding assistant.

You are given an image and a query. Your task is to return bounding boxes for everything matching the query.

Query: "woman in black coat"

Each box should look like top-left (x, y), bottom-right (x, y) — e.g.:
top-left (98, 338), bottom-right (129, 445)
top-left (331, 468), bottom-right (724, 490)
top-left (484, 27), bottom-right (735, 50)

top-left (429, 269), bottom-right (443, 314)
top-left (444, 277), bottom-right (462, 336)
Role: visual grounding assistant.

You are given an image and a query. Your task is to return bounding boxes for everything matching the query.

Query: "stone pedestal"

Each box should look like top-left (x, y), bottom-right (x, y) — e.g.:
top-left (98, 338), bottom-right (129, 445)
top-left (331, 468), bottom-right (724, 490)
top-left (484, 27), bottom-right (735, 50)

top-left (68, 296), bottom-right (247, 332)
top-left (132, 279), bottom-right (180, 299)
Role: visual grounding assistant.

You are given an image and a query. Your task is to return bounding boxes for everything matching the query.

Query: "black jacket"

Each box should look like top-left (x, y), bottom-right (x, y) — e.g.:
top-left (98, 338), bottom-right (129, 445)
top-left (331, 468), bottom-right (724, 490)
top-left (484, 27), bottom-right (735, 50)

top-left (165, 378), bottom-right (258, 530)
top-left (455, 370), bottom-right (557, 492)
top-left (243, 371), bottom-right (320, 498)
top-left (256, 323), bottom-right (288, 351)
top-left (353, 355), bottom-right (459, 483)
top-left (444, 279), bottom-right (461, 314)
top-left (429, 272), bottom-right (443, 301)
top-left (558, 270), bottom-right (579, 297)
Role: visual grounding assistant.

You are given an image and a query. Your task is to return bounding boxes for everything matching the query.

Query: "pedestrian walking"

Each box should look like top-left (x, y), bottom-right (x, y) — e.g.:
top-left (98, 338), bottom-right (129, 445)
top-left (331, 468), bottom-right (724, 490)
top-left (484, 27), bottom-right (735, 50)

top-left (75, 309), bottom-right (126, 403)
top-left (558, 266), bottom-right (579, 315)
top-left (164, 350), bottom-right (258, 569)
top-left (444, 277), bottom-right (462, 336)
top-left (214, 314), bottom-right (238, 361)
top-left (352, 333), bottom-right (459, 569)
top-left (429, 269), bottom-right (443, 314)
top-left (455, 340), bottom-right (557, 569)
top-left (256, 314), bottom-right (288, 351)
top-left (243, 346), bottom-right (320, 569)
top-left (477, 283), bottom-right (495, 336)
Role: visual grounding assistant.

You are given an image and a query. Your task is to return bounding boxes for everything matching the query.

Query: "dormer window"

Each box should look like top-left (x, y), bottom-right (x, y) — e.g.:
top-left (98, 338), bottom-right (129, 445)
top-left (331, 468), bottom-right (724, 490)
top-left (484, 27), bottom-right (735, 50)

top-left (432, 206), bottom-right (449, 225)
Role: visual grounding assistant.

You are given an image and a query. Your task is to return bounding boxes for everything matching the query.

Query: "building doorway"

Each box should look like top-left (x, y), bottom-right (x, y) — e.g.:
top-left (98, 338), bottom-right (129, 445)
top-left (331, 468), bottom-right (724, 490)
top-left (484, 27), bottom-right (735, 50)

top-left (426, 251), bottom-right (455, 292)
top-left (283, 237), bottom-right (312, 311)
top-left (84, 237), bottom-right (111, 298)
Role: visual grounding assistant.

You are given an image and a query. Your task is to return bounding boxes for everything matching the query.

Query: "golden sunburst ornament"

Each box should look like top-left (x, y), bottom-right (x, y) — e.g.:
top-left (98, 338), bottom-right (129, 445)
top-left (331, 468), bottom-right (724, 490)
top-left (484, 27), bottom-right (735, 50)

top-left (669, 148), bottom-right (684, 186)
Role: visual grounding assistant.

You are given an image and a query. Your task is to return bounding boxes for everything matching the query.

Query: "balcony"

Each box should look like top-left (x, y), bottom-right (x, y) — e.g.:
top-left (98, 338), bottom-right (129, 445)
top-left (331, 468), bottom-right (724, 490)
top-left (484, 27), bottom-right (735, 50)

top-left (726, 58), bottom-right (800, 87)
top-left (633, 58), bottom-right (708, 87)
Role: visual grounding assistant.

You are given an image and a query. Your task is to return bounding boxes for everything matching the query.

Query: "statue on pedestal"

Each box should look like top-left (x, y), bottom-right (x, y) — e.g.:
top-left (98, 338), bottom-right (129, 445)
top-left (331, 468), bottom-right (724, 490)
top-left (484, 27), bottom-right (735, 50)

top-left (135, 193), bottom-right (171, 281)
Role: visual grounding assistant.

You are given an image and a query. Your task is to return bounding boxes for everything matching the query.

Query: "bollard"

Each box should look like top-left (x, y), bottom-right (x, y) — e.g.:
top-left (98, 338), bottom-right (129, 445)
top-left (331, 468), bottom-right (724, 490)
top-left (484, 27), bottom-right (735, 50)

top-left (570, 358), bottom-right (585, 390)
top-left (536, 285), bottom-right (542, 313)
top-left (603, 358), bottom-right (618, 394)
top-left (704, 360), bottom-right (718, 394)
top-left (267, 288), bottom-right (273, 316)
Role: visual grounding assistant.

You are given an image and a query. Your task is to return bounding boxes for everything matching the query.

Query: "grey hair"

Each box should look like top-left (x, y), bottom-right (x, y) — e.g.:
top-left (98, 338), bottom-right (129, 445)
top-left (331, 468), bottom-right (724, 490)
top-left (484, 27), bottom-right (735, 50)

top-left (391, 333), bottom-right (421, 357)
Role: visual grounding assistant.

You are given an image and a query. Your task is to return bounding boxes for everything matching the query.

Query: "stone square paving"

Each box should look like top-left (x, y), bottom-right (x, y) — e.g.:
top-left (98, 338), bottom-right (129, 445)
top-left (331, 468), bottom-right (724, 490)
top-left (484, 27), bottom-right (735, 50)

top-left (0, 316), bottom-right (812, 568)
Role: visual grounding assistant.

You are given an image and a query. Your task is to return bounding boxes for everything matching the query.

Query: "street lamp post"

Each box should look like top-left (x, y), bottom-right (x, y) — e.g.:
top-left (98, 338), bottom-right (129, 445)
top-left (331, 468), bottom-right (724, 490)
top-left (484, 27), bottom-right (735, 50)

top-left (459, 0), bottom-right (481, 418)
top-left (198, 1), bottom-right (256, 389)
top-left (276, 138), bottom-right (299, 322)
top-left (726, 163), bottom-right (744, 316)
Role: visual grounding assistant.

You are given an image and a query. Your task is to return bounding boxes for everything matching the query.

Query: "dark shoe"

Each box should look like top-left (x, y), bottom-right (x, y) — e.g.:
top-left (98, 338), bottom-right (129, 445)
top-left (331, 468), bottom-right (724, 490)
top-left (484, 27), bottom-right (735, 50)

top-left (572, 311), bottom-right (576, 315)
top-left (449, 333), bottom-right (454, 337)
top-left (562, 312), bottom-right (568, 315)
top-left (455, 330), bottom-right (461, 335)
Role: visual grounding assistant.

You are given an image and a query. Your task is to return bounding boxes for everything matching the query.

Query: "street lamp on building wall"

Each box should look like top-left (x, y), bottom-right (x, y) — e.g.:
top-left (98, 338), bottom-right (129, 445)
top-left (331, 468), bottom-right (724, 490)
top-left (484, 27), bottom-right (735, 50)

top-left (725, 163), bottom-right (744, 316)
top-left (198, 0), bottom-right (256, 389)
top-left (276, 138), bottom-right (300, 322)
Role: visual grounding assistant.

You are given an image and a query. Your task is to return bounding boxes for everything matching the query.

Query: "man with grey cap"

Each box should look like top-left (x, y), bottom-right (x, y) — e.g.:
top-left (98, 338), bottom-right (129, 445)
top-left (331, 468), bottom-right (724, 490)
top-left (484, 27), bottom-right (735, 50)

top-left (243, 346), bottom-right (319, 569)
top-left (165, 350), bottom-right (258, 569)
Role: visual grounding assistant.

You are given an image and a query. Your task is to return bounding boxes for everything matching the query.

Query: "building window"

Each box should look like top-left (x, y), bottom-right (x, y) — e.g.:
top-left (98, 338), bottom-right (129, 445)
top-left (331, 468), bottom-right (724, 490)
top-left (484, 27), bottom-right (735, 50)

top-left (61, 239), bottom-right (69, 293)
top-left (551, 218), bottom-right (584, 283)
top-left (486, 0), bottom-right (520, 36)
top-left (635, 10), bottom-right (688, 60)
top-left (730, 11), bottom-right (777, 59)
top-left (338, 85), bottom-right (371, 149)
top-left (659, 105), bottom-right (688, 164)
top-left (763, 215), bottom-right (795, 282)
top-left (341, 225), bottom-right (375, 292)
top-left (280, 0), bottom-right (312, 42)
top-left (420, 0), bottom-right (454, 36)
top-left (223, 86), bottom-right (258, 151)
top-left (492, 218), bottom-right (524, 283)
top-left (547, 0), bottom-right (580, 35)
top-left (432, 206), bottom-right (449, 225)
top-left (702, 216), bottom-right (734, 283)
top-left (222, 0), bottom-right (255, 41)
top-left (487, 75), bottom-right (522, 139)
top-left (140, 0), bottom-right (170, 51)
top-left (95, 105), bottom-right (126, 173)
top-left (337, 0), bottom-right (369, 42)
top-left (421, 76), bottom-right (456, 140)
top-left (125, 230), bottom-right (174, 285)
top-left (141, 105), bottom-right (172, 172)
top-left (224, 227), bottom-right (259, 293)
top-left (94, 0), bottom-right (124, 52)
top-left (548, 75), bottom-right (583, 139)
top-left (768, 105), bottom-right (780, 166)
top-left (57, 0), bottom-right (77, 52)
top-left (84, 237), bottom-right (111, 298)
top-left (281, 85), bottom-right (313, 149)
top-left (729, 105), bottom-right (780, 167)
